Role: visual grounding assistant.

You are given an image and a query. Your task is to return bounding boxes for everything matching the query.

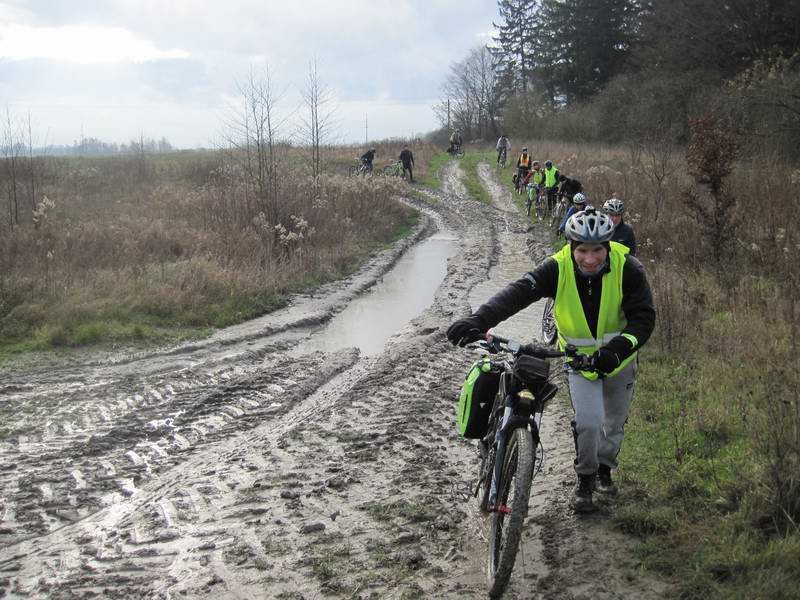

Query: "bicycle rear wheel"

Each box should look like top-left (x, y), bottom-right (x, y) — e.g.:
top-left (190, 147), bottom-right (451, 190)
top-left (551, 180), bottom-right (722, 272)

top-left (535, 196), bottom-right (546, 221)
top-left (541, 297), bottom-right (557, 346)
top-left (525, 194), bottom-right (532, 216)
top-left (348, 165), bottom-right (358, 176)
top-left (487, 426), bottom-right (534, 598)
top-left (381, 164), bottom-right (395, 176)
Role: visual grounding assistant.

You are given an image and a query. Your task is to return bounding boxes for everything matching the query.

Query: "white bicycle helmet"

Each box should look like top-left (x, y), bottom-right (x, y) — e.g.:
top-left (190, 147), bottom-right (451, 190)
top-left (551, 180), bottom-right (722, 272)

top-left (603, 197), bottom-right (625, 215)
top-left (572, 192), bottom-right (587, 205)
top-left (564, 208), bottom-right (614, 243)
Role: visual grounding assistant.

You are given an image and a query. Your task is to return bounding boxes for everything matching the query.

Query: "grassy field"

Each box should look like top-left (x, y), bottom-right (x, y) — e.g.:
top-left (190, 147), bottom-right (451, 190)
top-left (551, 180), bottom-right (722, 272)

top-left (0, 143), bottom-right (433, 358)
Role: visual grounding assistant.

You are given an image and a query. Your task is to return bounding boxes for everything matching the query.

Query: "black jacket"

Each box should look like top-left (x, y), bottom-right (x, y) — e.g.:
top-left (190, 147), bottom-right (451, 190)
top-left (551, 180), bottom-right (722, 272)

top-left (559, 177), bottom-right (583, 199)
top-left (473, 251), bottom-right (655, 360)
top-left (399, 149), bottom-right (414, 166)
top-left (361, 149), bottom-right (376, 163)
top-left (611, 221), bottom-right (637, 256)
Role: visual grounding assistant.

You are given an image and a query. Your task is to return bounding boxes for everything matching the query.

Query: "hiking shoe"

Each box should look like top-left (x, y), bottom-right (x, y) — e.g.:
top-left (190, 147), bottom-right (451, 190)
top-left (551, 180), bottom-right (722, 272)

top-left (596, 465), bottom-right (618, 496)
top-left (572, 474), bottom-right (595, 513)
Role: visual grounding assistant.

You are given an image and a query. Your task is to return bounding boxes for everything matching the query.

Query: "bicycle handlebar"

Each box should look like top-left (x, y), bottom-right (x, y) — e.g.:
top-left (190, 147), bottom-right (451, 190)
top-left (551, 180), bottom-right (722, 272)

top-left (472, 332), bottom-right (596, 372)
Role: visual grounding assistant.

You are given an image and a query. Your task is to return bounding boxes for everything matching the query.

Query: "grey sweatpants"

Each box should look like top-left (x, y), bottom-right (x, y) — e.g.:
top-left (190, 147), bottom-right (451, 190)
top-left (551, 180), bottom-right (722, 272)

top-left (567, 361), bottom-right (637, 475)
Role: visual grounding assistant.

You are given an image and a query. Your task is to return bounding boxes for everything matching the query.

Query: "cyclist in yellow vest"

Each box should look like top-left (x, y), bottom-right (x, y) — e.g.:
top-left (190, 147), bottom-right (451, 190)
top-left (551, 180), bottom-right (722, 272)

top-left (447, 208), bottom-right (655, 512)
top-left (515, 147), bottom-right (532, 193)
top-left (543, 159), bottom-right (560, 212)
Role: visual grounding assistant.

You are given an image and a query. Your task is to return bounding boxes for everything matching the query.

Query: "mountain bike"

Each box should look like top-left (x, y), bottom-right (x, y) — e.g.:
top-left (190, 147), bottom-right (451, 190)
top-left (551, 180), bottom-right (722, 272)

top-left (498, 147), bottom-right (507, 168)
top-left (447, 143), bottom-right (465, 158)
top-left (382, 161), bottom-right (405, 178)
top-left (525, 184), bottom-right (545, 220)
top-left (550, 195), bottom-right (568, 232)
top-left (467, 333), bottom-right (593, 598)
top-left (541, 297), bottom-right (557, 345)
top-left (349, 158), bottom-right (372, 176)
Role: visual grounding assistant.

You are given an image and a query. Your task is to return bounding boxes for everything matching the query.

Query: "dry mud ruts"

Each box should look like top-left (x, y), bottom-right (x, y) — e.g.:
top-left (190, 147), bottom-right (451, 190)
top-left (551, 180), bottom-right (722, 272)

top-left (0, 162), bottom-right (670, 599)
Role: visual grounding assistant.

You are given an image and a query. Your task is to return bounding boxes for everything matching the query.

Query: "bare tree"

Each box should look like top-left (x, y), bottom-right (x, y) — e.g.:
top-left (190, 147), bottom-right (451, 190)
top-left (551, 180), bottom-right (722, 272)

top-left (628, 123), bottom-right (679, 222)
top-left (221, 65), bottom-right (290, 226)
top-left (3, 106), bottom-right (21, 228)
top-left (299, 58), bottom-right (336, 181)
top-left (435, 46), bottom-right (503, 140)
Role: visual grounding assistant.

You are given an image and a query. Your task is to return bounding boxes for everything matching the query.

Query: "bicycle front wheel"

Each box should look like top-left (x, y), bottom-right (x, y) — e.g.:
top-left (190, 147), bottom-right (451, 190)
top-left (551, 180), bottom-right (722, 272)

top-left (541, 297), bottom-right (557, 346)
top-left (487, 426), bottom-right (535, 598)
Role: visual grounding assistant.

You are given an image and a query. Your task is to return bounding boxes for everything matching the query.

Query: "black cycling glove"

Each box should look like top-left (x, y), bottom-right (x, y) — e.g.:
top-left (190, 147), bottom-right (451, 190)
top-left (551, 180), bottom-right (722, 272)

top-left (592, 336), bottom-right (635, 374)
top-left (446, 316), bottom-right (488, 347)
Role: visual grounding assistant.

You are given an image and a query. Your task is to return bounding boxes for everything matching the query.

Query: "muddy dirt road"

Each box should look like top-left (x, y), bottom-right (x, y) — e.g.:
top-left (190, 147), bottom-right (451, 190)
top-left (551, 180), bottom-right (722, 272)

top-left (0, 162), bottom-right (669, 599)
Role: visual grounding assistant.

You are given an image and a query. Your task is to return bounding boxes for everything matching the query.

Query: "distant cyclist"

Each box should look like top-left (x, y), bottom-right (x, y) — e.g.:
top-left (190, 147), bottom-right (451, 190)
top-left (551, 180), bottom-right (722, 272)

top-left (558, 192), bottom-right (588, 236)
top-left (360, 148), bottom-right (376, 172)
top-left (399, 145), bottom-right (415, 182)
top-left (603, 198), bottom-right (637, 256)
top-left (543, 160), bottom-right (560, 211)
top-left (448, 129), bottom-right (463, 154)
top-left (496, 134), bottom-right (510, 165)
top-left (558, 174), bottom-right (583, 201)
top-left (516, 147), bottom-right (532, 192)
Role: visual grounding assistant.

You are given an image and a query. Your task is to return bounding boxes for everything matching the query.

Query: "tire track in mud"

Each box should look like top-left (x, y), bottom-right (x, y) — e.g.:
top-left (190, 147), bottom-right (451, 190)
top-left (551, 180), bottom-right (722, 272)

top-left (0, 162), bottom-right (498, 599)
top-left (0, 161), bottom-right (670, 600)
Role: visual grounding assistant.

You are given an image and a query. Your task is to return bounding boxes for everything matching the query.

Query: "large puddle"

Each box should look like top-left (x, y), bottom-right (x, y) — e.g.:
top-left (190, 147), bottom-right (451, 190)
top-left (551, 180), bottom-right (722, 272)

top-left (306, 230), bottom-right (459, 356)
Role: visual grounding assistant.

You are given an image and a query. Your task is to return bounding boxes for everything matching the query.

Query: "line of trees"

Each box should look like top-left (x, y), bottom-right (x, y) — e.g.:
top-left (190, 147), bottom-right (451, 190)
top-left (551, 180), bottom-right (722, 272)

top-left (440, 0), bottom-right (800, 156)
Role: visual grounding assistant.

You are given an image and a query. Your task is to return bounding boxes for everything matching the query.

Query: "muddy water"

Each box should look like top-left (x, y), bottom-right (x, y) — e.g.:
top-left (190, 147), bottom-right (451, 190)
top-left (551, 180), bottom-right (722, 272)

top-left (302, 230), bottom-right (459, 356)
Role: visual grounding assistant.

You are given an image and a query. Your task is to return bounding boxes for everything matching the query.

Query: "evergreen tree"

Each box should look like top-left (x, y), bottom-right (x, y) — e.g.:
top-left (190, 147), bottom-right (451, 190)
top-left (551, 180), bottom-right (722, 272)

top-left (492, 0), bottom-right (542, 95)
top-left (537, 0), bottom-right (641, 104)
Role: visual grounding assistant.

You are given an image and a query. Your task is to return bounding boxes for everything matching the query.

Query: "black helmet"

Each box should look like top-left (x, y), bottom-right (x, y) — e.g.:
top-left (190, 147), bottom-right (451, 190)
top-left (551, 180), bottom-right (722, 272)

top-left (545, 160), bottom-right (553, 168)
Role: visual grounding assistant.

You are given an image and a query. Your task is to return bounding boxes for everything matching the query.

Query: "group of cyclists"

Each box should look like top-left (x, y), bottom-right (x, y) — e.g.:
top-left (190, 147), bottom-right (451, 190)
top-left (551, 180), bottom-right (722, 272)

top-left (448, 135), bottom-right (648, 514)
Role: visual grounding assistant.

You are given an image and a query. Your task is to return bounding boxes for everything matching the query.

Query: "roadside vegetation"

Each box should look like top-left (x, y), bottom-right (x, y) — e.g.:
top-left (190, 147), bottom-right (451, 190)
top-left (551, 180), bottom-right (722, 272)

top-left (0, 141), bottom-right (436, 357)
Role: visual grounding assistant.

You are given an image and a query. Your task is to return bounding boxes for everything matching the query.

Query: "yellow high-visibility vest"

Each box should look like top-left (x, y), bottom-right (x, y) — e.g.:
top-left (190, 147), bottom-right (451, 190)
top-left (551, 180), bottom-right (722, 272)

top-left (544, 166), bottom-right (558, 187)
top-left (551, 242), bottom-right (636, 380)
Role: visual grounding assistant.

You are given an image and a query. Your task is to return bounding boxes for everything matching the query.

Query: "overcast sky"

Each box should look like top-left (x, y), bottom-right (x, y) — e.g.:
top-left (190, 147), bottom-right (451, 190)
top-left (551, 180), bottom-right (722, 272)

top-left (0, 1), bottom-right (497, 148)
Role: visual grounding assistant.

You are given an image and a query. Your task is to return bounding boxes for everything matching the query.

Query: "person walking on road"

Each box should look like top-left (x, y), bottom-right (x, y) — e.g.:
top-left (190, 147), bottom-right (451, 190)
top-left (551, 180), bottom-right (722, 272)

top-left (543, 160), bottom-right (560, 212)
top-left (516, 147), bottom-right (532, 193)
top-left (446, 208), bottom-right (655, 513)
top-left (399, 145), bottom-right (415, 182)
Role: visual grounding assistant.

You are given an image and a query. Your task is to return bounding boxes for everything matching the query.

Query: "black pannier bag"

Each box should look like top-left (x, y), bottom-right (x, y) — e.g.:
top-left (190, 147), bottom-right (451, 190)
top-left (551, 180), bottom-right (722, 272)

top-left (457, 357), bottom-right (501, 438)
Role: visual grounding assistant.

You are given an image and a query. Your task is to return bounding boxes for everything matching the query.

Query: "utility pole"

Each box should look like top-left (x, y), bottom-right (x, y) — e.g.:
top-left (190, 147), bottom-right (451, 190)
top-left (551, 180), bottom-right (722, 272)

top-left (364, 113), bottom-right (368, 145)
top-left (447, 98), bottom-right (450, 131)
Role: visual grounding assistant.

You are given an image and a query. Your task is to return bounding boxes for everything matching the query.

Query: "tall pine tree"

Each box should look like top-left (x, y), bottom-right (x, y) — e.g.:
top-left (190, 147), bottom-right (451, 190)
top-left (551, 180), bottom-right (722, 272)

top-left (492, 0), bottom-right (542, 95)
top-left (537, 0), bottom-right (641, 104)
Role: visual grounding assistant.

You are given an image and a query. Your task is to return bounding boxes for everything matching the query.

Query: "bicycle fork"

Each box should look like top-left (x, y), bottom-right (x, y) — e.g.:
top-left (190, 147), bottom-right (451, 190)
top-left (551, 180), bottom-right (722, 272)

top-left (488, 395), bottom-right (516, 511)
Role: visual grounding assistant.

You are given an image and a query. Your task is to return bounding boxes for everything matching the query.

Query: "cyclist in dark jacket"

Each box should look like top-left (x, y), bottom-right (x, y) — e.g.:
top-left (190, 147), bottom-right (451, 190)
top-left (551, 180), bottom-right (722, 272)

top-left (559, 174), bottom-right (583, 200)
top-left (603, 198), bottom-right (637, 256)
top-left (447, 209), bottom-right (655, 513)
top-left (360, 148), bottom-right (376, 172)
top-left (399, 146), bottom-right (415, 182)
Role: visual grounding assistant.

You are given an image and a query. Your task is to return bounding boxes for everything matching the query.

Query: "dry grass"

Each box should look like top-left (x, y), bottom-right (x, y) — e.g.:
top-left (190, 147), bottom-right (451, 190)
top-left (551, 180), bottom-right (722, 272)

top-left (0, 147), bottom-right (427, 351)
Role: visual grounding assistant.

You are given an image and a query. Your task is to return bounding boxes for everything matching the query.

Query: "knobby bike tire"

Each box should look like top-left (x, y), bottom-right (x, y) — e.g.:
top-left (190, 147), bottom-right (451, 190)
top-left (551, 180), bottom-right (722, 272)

top-left (477, 444), bottom-right (495, 513)
top-left (525, 195), bottom-right (532, 216)
top-left (535, 196), bottom-right (546, 221)
top-left (487, 426), bottom-right (535, 598)
top-left (541, 296), bottom-right (557, 346)
top-left (382, 164), bottom-right (399, 177)
top-left (348, 165), bottom-right (359, 176)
